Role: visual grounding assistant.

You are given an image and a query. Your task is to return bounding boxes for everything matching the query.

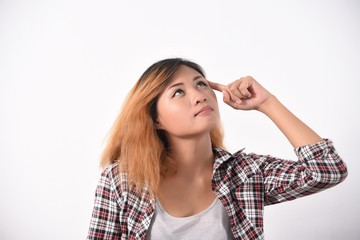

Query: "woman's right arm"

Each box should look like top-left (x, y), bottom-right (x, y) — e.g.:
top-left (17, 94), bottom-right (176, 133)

top-left (87, 167), bottom-right (122, 239)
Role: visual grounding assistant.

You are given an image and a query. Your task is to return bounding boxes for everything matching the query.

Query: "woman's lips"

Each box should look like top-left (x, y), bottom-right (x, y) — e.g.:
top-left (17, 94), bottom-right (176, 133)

top-left (195, 106), bottom-right (213, 116)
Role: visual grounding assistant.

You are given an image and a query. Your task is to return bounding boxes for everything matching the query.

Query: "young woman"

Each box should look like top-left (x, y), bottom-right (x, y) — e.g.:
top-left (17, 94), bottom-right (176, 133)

top-left (87, 58), bottom-right (347, 240)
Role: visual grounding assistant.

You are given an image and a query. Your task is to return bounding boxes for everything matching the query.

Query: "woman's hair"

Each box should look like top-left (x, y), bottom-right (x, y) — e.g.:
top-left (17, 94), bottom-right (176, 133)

top-left (100, 58), bottom-right (224, 197)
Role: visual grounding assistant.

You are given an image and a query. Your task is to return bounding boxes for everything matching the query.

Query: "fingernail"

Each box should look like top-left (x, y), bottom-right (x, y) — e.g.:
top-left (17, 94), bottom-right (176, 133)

top-left (236, 99), bottom-right (242, 105)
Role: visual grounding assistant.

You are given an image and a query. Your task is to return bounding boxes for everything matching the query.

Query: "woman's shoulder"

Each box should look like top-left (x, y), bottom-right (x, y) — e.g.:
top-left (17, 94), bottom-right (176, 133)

top-left (215, 146), bottom-right (272, 176)
top-left (101, 162), bottom-right (119, 178)
top-left (100, 163), bottom-right (130, 192)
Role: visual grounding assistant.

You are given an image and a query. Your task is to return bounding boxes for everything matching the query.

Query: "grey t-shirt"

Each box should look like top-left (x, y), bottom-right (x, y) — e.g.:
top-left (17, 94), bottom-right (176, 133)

top-left (145, 197), bottom-right (235, 240)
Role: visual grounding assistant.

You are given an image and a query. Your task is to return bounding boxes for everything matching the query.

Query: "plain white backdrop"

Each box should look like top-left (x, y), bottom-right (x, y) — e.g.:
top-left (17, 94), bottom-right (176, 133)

top-left (0, 0), bottom-right (359, 239)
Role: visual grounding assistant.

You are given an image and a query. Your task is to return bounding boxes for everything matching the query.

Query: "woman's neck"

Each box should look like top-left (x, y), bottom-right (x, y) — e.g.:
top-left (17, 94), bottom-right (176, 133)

top-left (166, 133), bottom-right (214, 181)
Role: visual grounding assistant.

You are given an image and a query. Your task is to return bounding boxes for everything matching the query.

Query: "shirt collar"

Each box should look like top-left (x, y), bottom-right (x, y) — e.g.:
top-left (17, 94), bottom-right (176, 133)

top-left (212, 146), bottom-right (245, 167)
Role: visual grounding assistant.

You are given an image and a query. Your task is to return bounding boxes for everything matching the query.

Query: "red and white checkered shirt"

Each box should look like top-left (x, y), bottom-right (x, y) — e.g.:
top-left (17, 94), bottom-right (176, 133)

top-left (87, 139), bottom-right (347, 240)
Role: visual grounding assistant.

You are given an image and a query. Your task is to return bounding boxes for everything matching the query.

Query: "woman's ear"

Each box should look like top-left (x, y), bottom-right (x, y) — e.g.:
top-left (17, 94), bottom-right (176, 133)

top-left (154, 120), bottom-right (162, 129)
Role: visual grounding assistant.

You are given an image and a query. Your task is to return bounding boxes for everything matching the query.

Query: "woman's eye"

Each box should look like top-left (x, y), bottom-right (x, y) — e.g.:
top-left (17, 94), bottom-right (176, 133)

top-left (197, 81), bottom-right (207, 87)
top-left (172, 89), bottom-right (184, 97)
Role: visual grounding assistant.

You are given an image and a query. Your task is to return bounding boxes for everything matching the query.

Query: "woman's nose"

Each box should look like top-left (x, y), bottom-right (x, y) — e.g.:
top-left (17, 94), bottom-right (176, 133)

top-left (192, 93), bottom-right (207, 105)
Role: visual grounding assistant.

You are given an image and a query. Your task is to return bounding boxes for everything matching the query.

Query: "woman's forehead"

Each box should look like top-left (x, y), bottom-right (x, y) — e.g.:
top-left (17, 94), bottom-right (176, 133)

top-left (167, 65), bottom-right (204, 84)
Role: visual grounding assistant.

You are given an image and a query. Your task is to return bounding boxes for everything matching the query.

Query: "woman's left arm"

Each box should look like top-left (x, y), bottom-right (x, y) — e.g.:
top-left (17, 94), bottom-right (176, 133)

top-left (209, 76), bottom-right (347, 202)
top-left (208, 76), bottom-right (322, 148)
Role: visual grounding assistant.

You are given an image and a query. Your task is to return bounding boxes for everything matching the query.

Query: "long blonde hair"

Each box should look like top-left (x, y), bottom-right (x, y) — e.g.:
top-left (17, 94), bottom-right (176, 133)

top-left (100, 58), bottom-right (224, 197)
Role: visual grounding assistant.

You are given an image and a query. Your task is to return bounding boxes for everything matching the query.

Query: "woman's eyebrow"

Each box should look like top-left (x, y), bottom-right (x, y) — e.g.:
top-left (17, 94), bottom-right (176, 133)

top-left (167, 75), bottom-right (203, 90)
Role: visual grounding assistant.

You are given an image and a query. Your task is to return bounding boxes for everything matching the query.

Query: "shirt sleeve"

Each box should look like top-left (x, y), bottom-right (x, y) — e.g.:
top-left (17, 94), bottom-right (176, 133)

top-left (262, 139), bottom-right (348, 205)
top-left (87, 166), bottom-right (122, 239)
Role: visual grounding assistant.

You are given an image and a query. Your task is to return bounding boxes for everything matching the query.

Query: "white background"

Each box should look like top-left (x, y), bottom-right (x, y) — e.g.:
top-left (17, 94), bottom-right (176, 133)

top-left (0, 0), bottom-right (359, 239)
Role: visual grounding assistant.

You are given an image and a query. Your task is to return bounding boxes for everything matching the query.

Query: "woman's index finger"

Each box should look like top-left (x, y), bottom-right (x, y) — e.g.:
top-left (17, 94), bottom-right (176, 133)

top-left (207, 80), bottom-right (225, 92)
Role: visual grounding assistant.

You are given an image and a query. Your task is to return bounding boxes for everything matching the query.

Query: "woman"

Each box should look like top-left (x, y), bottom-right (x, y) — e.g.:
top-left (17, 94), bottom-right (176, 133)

top-left (87, 58), bottom-right (347, 240)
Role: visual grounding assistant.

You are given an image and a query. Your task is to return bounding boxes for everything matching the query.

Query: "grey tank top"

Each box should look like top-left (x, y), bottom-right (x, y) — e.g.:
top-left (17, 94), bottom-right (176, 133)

top-left (145, 197), bottom-right (235, 240)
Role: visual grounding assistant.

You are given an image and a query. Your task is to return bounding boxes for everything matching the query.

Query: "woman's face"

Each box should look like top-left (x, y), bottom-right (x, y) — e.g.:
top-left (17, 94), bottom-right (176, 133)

top-left (156, 65), bottom-right (220, 139)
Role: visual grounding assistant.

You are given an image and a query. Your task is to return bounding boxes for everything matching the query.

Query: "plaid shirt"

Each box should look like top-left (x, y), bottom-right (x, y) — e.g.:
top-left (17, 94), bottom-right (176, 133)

top-left (88, 139), bottom-right (347, 240)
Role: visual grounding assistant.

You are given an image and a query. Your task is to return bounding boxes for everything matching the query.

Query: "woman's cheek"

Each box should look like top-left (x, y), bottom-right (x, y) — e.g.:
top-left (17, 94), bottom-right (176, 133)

top-left (211, 88), bottom-right (217, 98)
top-left (163, 104), bottom-right (187, 126)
